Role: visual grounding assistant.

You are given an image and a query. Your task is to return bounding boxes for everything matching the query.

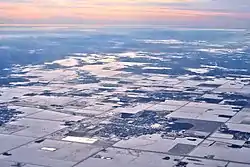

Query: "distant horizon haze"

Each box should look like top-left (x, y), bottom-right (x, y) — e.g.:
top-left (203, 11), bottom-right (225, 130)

top-left (0, 0), bottom-right (250, 28)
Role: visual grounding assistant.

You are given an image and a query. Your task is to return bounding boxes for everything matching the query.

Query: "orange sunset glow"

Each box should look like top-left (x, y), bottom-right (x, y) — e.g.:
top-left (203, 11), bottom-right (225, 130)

top-left (0, 0), bottom-right (250, 27)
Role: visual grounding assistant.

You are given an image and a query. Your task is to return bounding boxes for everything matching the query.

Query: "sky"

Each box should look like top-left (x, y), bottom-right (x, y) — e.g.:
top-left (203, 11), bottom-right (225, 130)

top-left (0, 0), bottom-right (250, 28)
